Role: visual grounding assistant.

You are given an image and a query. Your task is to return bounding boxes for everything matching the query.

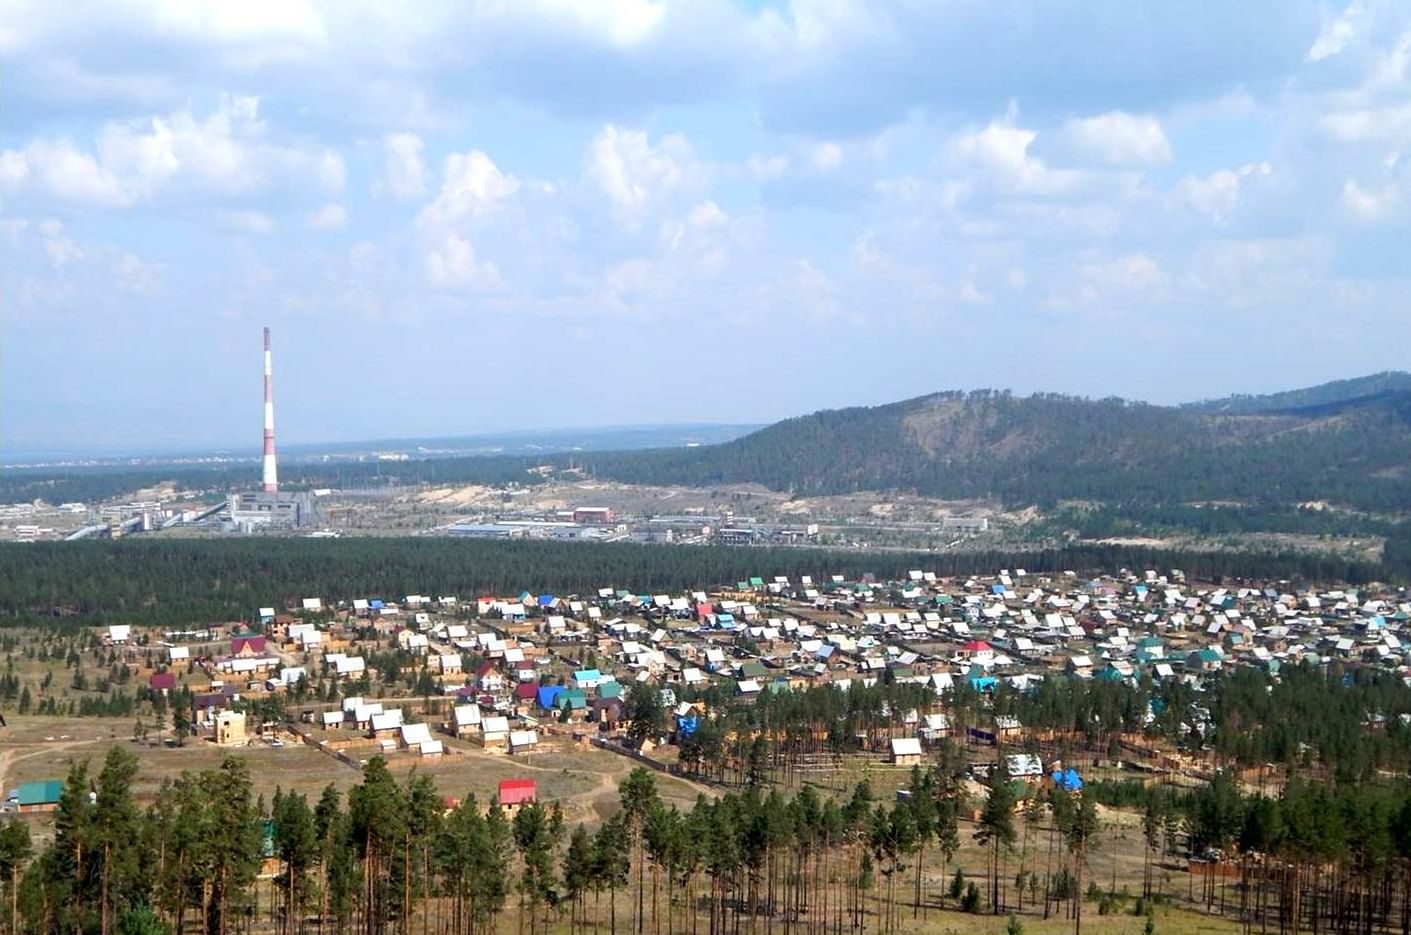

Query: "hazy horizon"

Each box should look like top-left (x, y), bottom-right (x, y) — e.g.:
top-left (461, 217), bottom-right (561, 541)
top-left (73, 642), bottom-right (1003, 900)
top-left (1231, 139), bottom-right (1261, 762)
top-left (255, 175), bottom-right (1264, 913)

top-left (4, 1), bottom-right (1410, 455)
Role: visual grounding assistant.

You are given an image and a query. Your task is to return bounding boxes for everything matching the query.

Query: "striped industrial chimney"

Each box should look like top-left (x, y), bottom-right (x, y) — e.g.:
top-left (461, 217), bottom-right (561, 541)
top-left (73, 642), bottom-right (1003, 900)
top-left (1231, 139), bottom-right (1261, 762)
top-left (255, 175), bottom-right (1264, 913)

top-left (262, 327), bottom-right (278, 493)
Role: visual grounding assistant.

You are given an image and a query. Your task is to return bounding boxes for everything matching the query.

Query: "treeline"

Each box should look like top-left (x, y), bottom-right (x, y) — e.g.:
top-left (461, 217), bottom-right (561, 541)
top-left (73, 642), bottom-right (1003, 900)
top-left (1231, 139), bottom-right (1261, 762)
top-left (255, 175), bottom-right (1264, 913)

top-left (0, 749), bottom-right (1088, 935)
top-left (678, 663), bottom-right (1411, 785)
top-left (988, 663), bottom-right (1411, 781)
top-left (0, 537), bottom-right (1396, 632)
top-left (1143, 773), bottom-right (1411, 935)
top-left (1182, 371), bottom-right (1411, 415)
top-left (1040, 502), bottom-right (1406, 540)
top-left (7, 387), bottom-right (1411, 519)
top-left (672, 680), bottom-right (940, 784)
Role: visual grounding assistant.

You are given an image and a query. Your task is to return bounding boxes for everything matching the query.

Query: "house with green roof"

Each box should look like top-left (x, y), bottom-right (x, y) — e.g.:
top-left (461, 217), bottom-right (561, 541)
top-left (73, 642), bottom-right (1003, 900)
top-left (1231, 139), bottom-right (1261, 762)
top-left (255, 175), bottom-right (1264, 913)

top-left (7, 779), bottom-right (63, 813)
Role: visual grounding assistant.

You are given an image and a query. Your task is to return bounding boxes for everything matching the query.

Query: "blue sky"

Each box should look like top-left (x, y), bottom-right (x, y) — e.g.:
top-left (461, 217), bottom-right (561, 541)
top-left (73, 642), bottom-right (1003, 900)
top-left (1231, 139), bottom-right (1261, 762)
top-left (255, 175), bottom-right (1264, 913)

top-left (3, 0), bottom-right (1410, 455)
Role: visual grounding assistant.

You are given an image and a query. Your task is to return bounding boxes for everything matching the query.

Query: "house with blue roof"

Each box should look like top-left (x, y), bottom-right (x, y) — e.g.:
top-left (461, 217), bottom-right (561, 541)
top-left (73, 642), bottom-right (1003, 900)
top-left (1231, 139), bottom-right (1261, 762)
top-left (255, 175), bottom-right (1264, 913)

top-left (573, 669), bottom-right (608, 689)
top-left (537, 685), bottom-right (564, 710)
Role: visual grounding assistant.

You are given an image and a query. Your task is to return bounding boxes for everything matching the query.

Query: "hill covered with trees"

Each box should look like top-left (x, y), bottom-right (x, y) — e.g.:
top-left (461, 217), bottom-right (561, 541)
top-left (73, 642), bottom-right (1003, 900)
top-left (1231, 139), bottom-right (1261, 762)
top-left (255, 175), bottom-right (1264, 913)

top-left (1182, 370), bottom-right (1411, 415)
top-left (5, 373), bottom-right (1410, 521)
top-left (578, 383), bottom-right (1411, 512)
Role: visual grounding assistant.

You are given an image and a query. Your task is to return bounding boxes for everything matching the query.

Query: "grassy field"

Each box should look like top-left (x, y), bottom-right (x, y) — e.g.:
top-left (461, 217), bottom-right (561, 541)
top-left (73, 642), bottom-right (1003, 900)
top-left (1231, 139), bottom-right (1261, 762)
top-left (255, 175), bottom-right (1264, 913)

top-left (1, 714), bottom-right (708, 829)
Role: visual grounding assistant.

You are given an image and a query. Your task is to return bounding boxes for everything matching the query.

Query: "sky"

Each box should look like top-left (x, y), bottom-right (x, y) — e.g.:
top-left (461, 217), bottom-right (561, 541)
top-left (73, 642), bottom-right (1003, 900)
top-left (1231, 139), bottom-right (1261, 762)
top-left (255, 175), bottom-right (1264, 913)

top-left (3, 0), bottom-right (1411, 456)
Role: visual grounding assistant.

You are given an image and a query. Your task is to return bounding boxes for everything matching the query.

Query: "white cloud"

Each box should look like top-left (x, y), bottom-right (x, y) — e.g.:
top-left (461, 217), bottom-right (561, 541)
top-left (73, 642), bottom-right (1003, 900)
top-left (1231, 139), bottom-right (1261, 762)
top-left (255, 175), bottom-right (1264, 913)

top-left (218, 209), bottom-right (276, 234)
top-left (956, 279), bottom-right (989, 304)
top-left (1085, 253), bottom-right (1166, 290)
top-left (528, 0), bottom-right (666, 46)
top-left (1177, 162), bottom-right (1272, 223)
top-left (746, 153), bottom-right (790, 181)
top-left (380, 133), bottom-right (426, 198)
top-left (658, 200), bottom-right (732, 263)
top-left (112, 251), bottom-right (163, 292)
top-left (414, 150), bottom-right (519, 289)
top-left (38, 219), bottom-right (83, 267)
top-left (425, 234), bottom-right (501, 289)
top-left (2, 0), bottom-right (329, 64)
top-left (316, 151), bottom-right (346, 193)
top-left (951, 111), bottom-right (1090, 196)
top-left (309, 203), bottom-right (348, 230)
top-left (811, 141), bottom-right (843, 172)
top-left (1056, 112), bottom-right (1171, 167)
top-left (1, 96), bottom-right (344, 209)
top-left (1307, 0), bottom-right (1364, 61)
top-left (1046, 253), bottom-right (1166, 308)
top-left (418, 150), bottom-right (520, 230)
top-left (11, 140), bottom-right (132, 207)
top-left (585, 125), bottom-right (700, 220)
top-left (1318, 103), bottom-right (1411, 144)
top-left (1341, 178), bottom-right (1401, 220)
top-left (0, 150), bottom-right (31, 188)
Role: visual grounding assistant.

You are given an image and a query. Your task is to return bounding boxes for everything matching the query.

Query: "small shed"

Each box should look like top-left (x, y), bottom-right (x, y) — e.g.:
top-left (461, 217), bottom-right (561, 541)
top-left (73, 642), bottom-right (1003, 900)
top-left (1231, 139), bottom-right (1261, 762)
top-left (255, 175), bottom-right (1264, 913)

top-left (889, 737), bottom-right (923, 766)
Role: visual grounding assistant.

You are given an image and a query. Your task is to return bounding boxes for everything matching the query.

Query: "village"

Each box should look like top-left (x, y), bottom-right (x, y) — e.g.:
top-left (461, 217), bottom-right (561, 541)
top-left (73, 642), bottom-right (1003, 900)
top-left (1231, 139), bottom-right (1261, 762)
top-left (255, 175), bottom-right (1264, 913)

top-left (5, 564), bottom-right (1409, 817)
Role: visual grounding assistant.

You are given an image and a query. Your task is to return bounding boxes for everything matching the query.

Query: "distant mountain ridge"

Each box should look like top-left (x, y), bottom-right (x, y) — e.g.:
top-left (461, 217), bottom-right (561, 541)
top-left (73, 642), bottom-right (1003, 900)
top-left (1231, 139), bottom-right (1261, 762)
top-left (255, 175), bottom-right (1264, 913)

top-left (6, 374), bottom-right (1409, 517)
top-left (575, 375), bottom-right (1411, 512)
top-left (1182, 371), bottom-right (1411, 415)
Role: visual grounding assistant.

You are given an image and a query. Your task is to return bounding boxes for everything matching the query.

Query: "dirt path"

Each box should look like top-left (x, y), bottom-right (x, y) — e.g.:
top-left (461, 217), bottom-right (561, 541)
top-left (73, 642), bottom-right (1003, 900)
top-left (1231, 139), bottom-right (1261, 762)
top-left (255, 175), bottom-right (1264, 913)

top-left (0, 738), bottom-right (102, 794)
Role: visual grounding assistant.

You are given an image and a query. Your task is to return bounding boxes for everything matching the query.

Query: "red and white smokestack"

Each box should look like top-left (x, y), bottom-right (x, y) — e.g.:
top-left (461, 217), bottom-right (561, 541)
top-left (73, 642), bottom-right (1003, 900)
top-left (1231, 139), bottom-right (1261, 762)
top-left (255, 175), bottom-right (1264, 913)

top-left (262, 326), bottom-right (278, 493)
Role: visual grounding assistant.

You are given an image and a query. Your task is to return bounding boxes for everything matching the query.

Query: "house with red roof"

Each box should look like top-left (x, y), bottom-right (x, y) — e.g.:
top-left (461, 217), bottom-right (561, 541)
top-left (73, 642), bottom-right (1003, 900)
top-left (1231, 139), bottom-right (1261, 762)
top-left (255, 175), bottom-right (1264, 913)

top-left (231, 636), bottom-right (268, 657)
top-left (497, 778), bottom-right (536, 811)
top-left (959, 639), bottom-right (995, 664)
top-left (149, 672), bottom-right (177, 694)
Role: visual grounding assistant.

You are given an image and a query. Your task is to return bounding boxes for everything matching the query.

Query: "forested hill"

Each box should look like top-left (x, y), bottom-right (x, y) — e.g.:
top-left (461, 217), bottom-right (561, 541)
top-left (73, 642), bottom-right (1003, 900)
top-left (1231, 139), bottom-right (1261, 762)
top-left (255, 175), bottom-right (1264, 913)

top-left (578, 386), bottom-right (1411, 511)
top-left (5, 375), bottom-right (1410, 513)
top-left (1182, 370), bottom-right (1411, 415)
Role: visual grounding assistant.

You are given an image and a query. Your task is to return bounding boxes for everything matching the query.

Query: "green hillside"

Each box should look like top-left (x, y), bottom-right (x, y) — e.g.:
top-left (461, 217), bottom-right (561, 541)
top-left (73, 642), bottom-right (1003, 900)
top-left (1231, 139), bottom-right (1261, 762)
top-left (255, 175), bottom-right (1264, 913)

top-left (1183, 370), bottom-right (1411, 415)
top-left (6, 375), bottom-right (1410, 517)
top-left (579, 387), bottom-right (1411, 512)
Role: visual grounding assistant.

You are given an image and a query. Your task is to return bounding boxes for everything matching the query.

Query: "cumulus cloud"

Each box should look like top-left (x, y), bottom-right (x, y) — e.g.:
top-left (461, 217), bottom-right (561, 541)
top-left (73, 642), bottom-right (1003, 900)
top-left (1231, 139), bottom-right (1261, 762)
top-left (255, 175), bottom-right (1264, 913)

top-left (1046, 253), bottom-right (1166, 308)
top-left (308, 203), bottom-right (348, 230)
top-left (585, 125), bottom-right (701, 220)
top-left (1307, 0), bottom-right (1371, 61)
top-left (418, 150), bottom-right (520, 230)
top-left (0, 96), bottom-right (344, 208)
top-left (1177, 162), bottom-right (1273, 223)
top-left (6, 0), bottom-right (1411, 452)
top-left (38, 219), bottom-right (83, 267)
top-left (1054, 112), bottom-right (1171, 167)
top-left (1318, 103), bottom-right (1411, 144)
top-left (379, 133), bottom-right (426, 199)
top-left (811, 142), bottom-right (843, 172)
top-left (425, 233), bottom-right (502, 289)
top-left (217, 209), bottom-right (276, 235)
top-left (950, 110), bottom-right (1092, 197)
top-left (414, 150), bottom-right (519, 289)
top-left (112, 251), bottom-right (163, 292)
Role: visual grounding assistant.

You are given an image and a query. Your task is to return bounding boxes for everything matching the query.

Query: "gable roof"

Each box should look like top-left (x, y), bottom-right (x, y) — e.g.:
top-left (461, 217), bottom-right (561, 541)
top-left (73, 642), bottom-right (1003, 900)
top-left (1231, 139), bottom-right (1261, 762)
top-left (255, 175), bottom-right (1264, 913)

top-left (12, 780), bottom-right (64, 806)
top-left (498, 778), bottom-right (536, 806)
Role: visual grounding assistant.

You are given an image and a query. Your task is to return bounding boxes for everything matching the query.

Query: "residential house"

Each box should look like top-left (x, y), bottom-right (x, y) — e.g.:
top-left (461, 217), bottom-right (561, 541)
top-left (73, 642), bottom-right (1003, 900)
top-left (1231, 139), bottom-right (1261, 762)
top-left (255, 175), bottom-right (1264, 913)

top-left (890, 737), bottom-right (923, 765)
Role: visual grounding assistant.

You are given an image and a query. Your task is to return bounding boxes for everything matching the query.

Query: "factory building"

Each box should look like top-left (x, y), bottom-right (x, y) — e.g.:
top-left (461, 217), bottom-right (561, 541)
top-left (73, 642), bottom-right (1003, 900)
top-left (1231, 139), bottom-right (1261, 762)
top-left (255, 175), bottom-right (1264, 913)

top-left (226, 327), bottom-right (318, 530)
top-left (228, 489), bottom-right (318, 529)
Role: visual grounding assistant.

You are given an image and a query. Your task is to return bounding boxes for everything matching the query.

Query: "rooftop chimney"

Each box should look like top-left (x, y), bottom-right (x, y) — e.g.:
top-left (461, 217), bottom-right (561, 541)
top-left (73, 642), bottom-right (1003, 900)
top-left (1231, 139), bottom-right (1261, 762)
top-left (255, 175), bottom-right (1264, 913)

top-left (262, 327), bottom-right (278, 493)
